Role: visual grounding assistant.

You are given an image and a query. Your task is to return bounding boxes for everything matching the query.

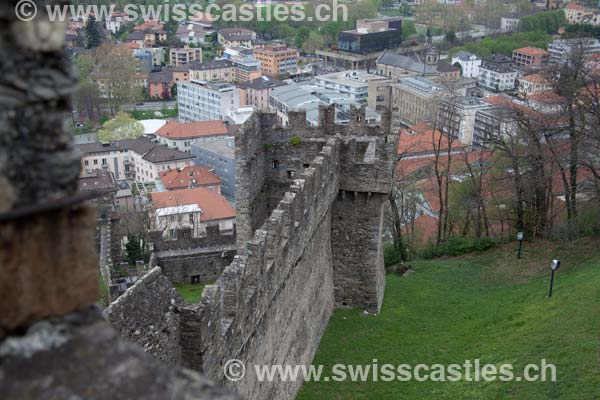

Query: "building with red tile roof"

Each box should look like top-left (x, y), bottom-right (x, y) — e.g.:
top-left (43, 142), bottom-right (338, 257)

top-left (155, 120), bottom-right (230, 153)
top-left (512, 47), bottom-right (549, 67)
top-left (398, 125), bottom-right (469, 159)
top-left (151, 187), bottom-right (235, 239)
top-left (159, 166), bottom-right (222, 192)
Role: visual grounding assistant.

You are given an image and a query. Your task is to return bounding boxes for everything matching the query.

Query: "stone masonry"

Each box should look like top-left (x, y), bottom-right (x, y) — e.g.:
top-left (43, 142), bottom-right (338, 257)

top-left (0, 3), bottom-right (241, 399)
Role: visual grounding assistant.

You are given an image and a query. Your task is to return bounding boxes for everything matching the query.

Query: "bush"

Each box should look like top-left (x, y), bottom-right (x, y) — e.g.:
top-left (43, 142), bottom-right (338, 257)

top-left (384, 243), bottom-right (401, 268)
top-left (420, 236), bottom-right (497, 259)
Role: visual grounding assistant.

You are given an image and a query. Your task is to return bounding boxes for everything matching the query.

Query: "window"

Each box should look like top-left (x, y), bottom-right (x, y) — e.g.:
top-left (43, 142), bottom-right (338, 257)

top-left (84, 160), bottom-right (89, 166)
top-left (272, 160), bottom-right (279, 169)
top-left (168, 229), bottom-right (176, 239)
top-left (102, 158), bottom-right (107, 165)
top-left (287, 170), bottom-right (295, 178)
top-left (189, 214), bottom-right (194, 224)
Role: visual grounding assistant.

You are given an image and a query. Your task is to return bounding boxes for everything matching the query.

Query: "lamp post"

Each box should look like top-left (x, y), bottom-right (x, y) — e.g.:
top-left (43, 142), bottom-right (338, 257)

top-left (517, 231), bottom-right (524, 259)
top-left (548, 259), bottom-right (560, 298)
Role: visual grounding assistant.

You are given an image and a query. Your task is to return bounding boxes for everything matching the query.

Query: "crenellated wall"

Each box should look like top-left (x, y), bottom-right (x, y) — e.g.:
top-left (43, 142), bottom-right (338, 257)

top-left (107, 105), bottom-right (398, 400)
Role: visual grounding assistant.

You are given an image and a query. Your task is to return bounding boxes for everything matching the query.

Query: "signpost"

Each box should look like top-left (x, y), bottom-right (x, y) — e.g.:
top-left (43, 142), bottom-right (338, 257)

top-left (548, 259), bottom-right (561, 298)
top-left (517, 231), bottom-right (524, 259)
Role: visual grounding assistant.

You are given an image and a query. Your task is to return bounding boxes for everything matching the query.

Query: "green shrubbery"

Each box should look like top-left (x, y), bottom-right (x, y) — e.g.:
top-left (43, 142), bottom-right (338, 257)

top-left (421, 237), bottom-right (497, 259)
top-left (384, 243), bottom-right (401, 267)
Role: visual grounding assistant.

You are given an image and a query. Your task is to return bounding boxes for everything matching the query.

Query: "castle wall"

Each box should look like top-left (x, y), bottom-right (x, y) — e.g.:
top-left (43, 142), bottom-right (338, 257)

top-left (104, 267), bottom-right (185, 365)
top-left (157, 249), bottom-right (236, 285)
top-left (331, 191), bottom-right (387, 313)
top-left (182, 138), bottom-right (342, 400)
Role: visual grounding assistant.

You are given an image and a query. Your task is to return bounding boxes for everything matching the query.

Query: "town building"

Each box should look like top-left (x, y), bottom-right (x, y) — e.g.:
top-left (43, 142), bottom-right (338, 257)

top-left (518, 73), bottom-right (553, 98)
top-left (391, 76), bottom-right (444, 126)
top-left (169, 47), bottom-right (203, 67)
top-left (155, 120), bottom-right (230, 153)
top-left (377, 51), bottom-right (439, 80)
top-left (78, 168), bottom-right (119, 216)
top-left (512, 47), bottom-right (549, 67)
top-left (238, 76), bottom-right (287, 111)
top-left (148, 69), bottom-right (174, 99)
top-left (338, 17), bottom-right (403, 54)
top-left (217, 28), bottom-right (257, 48)
top-left (269, 84), bottom-right (380, 127)
top-left (548, 38), bottom-right (600, 64)
top-left (478, 61), bottom-right (517, 91)
top-left (77, 137), bottom-right (195, 182)
top-left (501, 11), bottom-right (537, 33)
top-left (188, 59), bottom-right (235, 82)
top-left (159, 165), bottom-right (222, 193)
top-left (177, 80), bottom-right (240, 122)
top-left (437, 96), bottom-right (492, 145)
top-left (451, 51), bottom-right (482, 79)
top-left (315, 70), bottom-right (386, 104)
top-left (105, 12), bottom-right (127, 34)
top-left (177, 23), bottom-right (209, 45)
top-left (191, 137), bottom-right (236, 200)
top-left (253, 45), bottom-right (298, 76)
top-left (564, 2), bottom-right (600, 26)
top-left (150, 188), bottom-right (236, 240)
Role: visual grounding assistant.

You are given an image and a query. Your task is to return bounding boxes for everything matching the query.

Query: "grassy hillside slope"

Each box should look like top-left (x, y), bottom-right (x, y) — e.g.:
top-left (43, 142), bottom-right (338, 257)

top-left (298, 238), bottom-right (600, 399)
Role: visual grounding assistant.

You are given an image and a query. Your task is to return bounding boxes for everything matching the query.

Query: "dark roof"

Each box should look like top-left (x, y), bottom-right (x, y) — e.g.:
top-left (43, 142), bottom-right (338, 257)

top-left (188, 59), bottom-right (235, 71)
top-left (437, 61), bottom-right (460, 73)
top-left (142, 144), bottom-right (195, 163)
top-left (76, 137), bottom-right (194, 164)
top-left (126, 31), bottom-right (145, 41)
top-left (218, 28), bottom-right (255, 42)
top-left (79, 169), bottom-right (118, 193)
top-left (148, 69), bottom-right (173, 84)
top-left (377, 52), bottom-right (438, 74)
top-left (238, 76), bottom-right (287, 91)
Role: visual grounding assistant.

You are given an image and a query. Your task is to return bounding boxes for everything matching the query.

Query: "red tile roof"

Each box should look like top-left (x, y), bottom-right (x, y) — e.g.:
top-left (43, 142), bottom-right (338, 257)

top-left (520, 73), bottom-right (550, 84)
top-left (566, 2), bottom-right (586, 10)
top-left (156, 120), bottom-right (229, 139)
top-left (398, 125), bottom-right (468, 156)
top-left (527, 91), bottom-right (565, 104)
top-left (513, 47), bottom-right (549, 57)
top-left (159, 166), bottom-right (221, 190)
top-left (151, 188), bottom-right (235, 222)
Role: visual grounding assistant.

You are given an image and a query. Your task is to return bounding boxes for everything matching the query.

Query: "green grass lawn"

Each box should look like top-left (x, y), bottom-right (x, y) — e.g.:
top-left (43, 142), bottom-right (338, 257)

top-left (174, 282), bottom-right (211, 303)
top-left (298, 238), bottom-right (600, 399)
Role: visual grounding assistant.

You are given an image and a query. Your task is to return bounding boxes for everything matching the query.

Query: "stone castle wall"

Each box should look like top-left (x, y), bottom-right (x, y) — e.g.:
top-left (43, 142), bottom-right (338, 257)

top-left (104, 267), bottom-right (185, 365)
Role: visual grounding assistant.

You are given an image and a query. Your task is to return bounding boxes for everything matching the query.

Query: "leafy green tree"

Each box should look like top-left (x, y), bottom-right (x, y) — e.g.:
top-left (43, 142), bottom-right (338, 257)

top-left (98, 112), bottom-right (144, 142)
top-left (445, 30), bottom-right (457, 44)
top-left (295, 26), bottom-right (311, 50)
top-left (125, 235), bottom-right (143, 265)
top-left (302, 32), bottom-right (325, 54)
top-left (85, 16), bottom-right (103, 49)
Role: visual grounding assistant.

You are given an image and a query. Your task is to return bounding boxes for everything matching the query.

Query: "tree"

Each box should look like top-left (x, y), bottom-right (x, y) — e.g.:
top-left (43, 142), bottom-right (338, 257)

top-left (97, 112), bottom-right (144, 142)
top-left (74, 80), bottom-right (102, 121)
top-left (125, 234), bottom-right (143, 265)
top-left (301, 32), bottom-right (325, 54)
top-left (445, 30), bottom-right (457, 44)
top-left (94, 43), bottom-right (143, 114)
top-left (295, 26), bottom-right (311, 50)
top-left (85, 16), bottom-right (103, 49)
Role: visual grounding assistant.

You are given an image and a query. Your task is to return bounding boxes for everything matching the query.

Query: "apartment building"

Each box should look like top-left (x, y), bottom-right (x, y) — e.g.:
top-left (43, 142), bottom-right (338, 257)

top-left (478, 62), bottom-right (517, 91)
top-left (315, 70), bottom-right (386, 104)
top-left (548, 38), bottom-right (600, 64)
top-left (155, 120), bottom-right (230, 153)
top-left (437, 96), bottom-right (492, 145)
top-left (512, 47), bottom-right (549, 67)
top-left (238, 76), bottom-right (287, 111)
top-left (150, 188), bottom-right (235, 240)
top-left (77, 137), bottom-right (195, 183)
top-left (191, 137), bottom-right (236, 200)
top-left (391, 76), bottom-right (444, 126)
top-left (169, 47), bottom-right (203, 67)
top-left (518, 74), bottom-right (553, 98)
top-left (451, 51), bottom-right (482, 79)
top-left (177, 80), bottom-right (240, 122)
top-left (253, 45), bottom-right (298, 76)
top-left (217, 28), bottom-right (257, 48)
top-left (188, 59), bottom-right (235, 82)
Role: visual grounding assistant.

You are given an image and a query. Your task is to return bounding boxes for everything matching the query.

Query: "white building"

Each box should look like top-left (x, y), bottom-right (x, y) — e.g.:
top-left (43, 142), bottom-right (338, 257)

top-left (105, 12), bottom-right (127, 34)
top-left (548, 38), bottom-right (600, 65)
top-left (77, 137), bottom-right (195, 183)
top-left (178, 80), bottom-right (240, 122)
top-left (478, 62), bottom-right (517, 91)
top-left (451, 51), bottom-right (482, 79)
top-left (314, 70), bottom-right (384, 104)
top-left (155, 120), bottom-right (230, 153)
top-left (151, 188), bottom-right (236, 240)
